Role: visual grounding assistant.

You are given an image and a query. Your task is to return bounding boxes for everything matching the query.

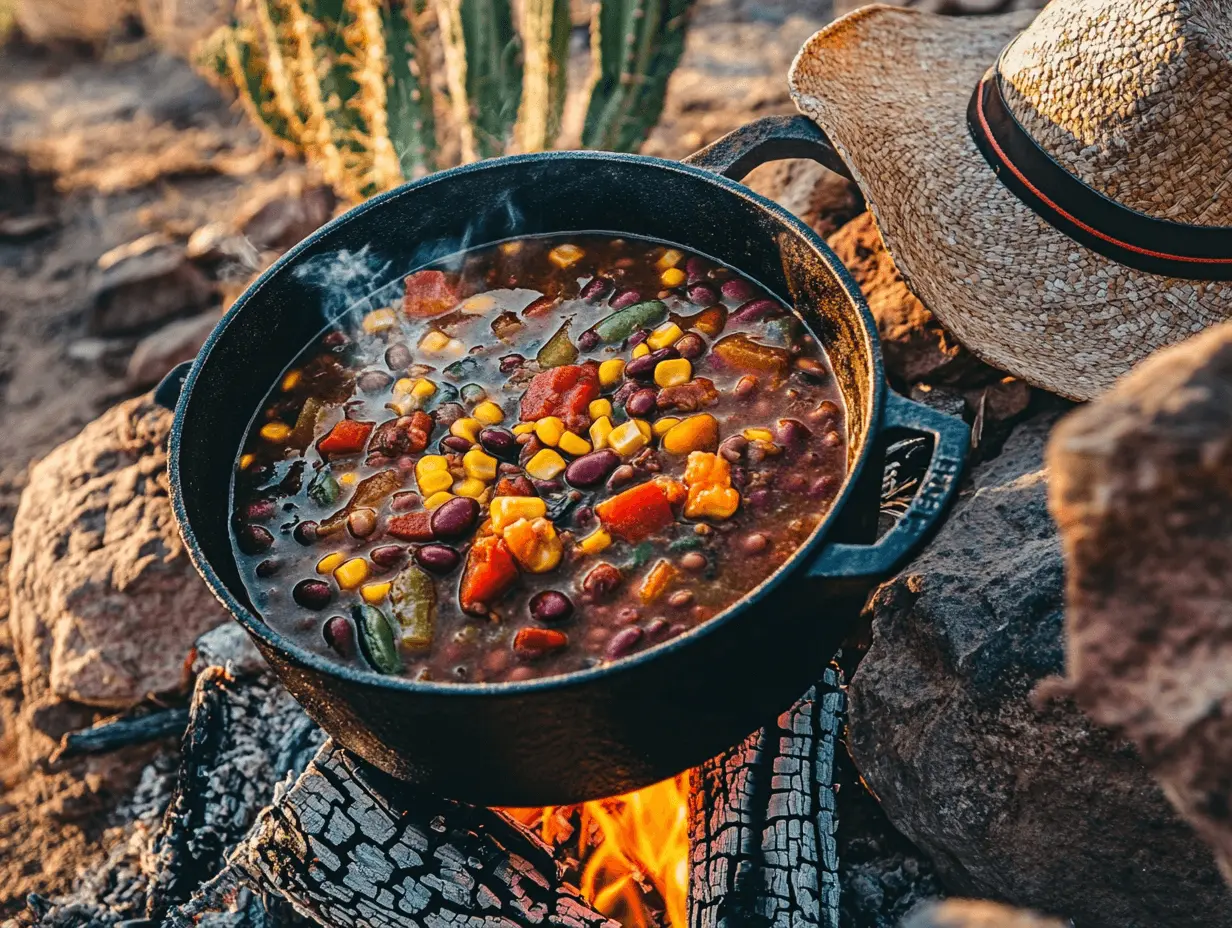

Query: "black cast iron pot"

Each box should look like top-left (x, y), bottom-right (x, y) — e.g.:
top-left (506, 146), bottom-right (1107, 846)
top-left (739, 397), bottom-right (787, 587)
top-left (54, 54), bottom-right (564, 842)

top-left (162, 115), bottom-right (968, 807)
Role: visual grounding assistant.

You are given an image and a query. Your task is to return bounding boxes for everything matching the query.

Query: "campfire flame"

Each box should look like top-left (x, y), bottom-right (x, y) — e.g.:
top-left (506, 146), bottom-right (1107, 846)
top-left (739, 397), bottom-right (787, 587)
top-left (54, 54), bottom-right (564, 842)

top-left (503, 772), bottom-right (690, 928)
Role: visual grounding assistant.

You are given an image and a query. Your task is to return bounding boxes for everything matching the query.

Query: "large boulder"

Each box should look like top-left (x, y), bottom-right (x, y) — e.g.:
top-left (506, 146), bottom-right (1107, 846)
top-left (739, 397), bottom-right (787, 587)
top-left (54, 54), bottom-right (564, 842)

top-left (8, 395), bottom-right (226, 761)
top-left (1048, 321), bottom-right (1232, 884)
top-left (848, 412), bottom-right (1232, 926)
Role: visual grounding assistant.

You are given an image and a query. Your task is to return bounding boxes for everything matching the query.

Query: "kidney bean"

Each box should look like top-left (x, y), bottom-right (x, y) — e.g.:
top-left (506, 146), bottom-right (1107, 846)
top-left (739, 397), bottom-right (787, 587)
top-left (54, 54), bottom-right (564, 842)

top-left (415, 543), bottom-right (461, 574)
top-left (237, 524), bottom-right (274, 554)
top-left (583, 562), bottom-right (623, 598)
top-left (679, 551), bottom-right (707, 571)
top-left (616, 606), bottom-right (641, 625)
top-left (822, 429), bottom-right (843, 448)
top-left (385, 343), bottom-right (412, 370)
top-left (499, 354), bottom-right (526, 374)
top-left (625, 346), bottom-right (678, 381)
top-left (686, 282), bottom-right (718, 306)
top-left (243, 499), bottom-right (276, 522)
top-left (730, 298), bottom-right (779, 323)
top-left (747, 488), bottom-right (771, 508)
top-left (430, 496), bottom-right (480, 539)
top-left (358, 370), bottom-right (393, 394)
top-left (774, 418), bottom-right (812, 446)
top-left (609, 288), bottom-right (643, 310)
top-left (721, 278), bottom-right (757, 302)
top-left (578, 329), bottom-right (601, 352)
top-left (581, 275), bottom-right (613, 302)
top-left (433, 402), bottom-right (465, 430)
top-left (645, 617), bottom-right (669, 638)
top-left (323, 615), bottom-right (356, 658)
top-left (604, 626), bottom-right (643, 660)
top-left (718, 435), bottom-right (748, 463)
top-left (810, 475), bottom-right (838, 499)
top-left (611, 381), bottom-right (638, 407)
top-left (293, 520), bottom-right (319, 545)
top-left (479, 427), bottom-right (517, 459)
top-left (347, 508), bottom-right (378, 538)
top-left (675, 333), bottom-right (706, 359)
top-left (625, 388), bottom-right (657, 417)
top-left (255, 558), bottom-right (281, 578)
top-left (607, 464), bottom-right (636, 490)
top-left (293, 578), bottom-right (332, 610)
top-left (628, 329), bottom-right (649, 347)
top-left (794, 357), bottom-right (829, 380)
top-left (565, 449), bottom-right (620, 487)
top-left (390, 491), bottom-right (420, 512)
top-left (808, 399), bottom-right (841, 425)
top-left (668, 590), bottom-right (694, 608)
top-left (531, 477), bottom-right (562, 495)
top-left (523, 295), bottom-right (559, 317)
top-left (441, 435), bottom-right (472, 453)
top-left (530, 590), bottom-right (574, 624)
top-left (370, 544), bottom-right (407, 570)
top-left (730, 465), bottom-right (748, 488)
top-left (684, 257), bottom-right (709, 283)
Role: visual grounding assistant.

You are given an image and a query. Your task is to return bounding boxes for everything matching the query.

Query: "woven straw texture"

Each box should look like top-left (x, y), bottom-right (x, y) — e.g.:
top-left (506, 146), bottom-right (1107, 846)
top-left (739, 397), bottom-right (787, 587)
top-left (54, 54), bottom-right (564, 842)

top-left (789, 3), bottom-right (1232, 400)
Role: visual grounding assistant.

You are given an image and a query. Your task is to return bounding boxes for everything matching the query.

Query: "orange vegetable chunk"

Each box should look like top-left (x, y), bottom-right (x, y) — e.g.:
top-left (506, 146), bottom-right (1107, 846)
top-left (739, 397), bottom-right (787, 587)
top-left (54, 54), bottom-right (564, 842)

top-left (459, 534), bottom-right (520, 615)
top-left (595, 480), bottom-right (677, 543)
top-left (317, 419), bottom-right (374, 456)
top-left (639, 558), bottom-right (679, 604)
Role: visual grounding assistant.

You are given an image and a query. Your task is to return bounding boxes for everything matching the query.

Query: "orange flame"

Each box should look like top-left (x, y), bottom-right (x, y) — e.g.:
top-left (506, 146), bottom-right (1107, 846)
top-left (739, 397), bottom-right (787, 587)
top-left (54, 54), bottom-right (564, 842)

top-left (503, 772), bottom-right (690, 928)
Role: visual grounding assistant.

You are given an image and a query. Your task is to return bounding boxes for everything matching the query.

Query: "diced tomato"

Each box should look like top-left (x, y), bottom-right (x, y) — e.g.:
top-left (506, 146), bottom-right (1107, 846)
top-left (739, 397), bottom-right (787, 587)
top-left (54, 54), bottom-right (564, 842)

top-left (317, 419), bottom-right (374, 456)
top-left (595, 480), bottom-right (676, 543)
top-left (519, 363), bottom-right (600, 430)
top-left (460, 534), bottom-right (519, 615)
top-left (403, 270), bottom-right (460, 318)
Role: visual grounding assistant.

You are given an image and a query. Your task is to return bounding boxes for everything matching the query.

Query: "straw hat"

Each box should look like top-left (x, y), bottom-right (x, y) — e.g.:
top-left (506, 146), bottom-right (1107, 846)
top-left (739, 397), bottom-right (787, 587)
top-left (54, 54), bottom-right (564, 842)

top-left (789, 0), bottom-right (1232, 400)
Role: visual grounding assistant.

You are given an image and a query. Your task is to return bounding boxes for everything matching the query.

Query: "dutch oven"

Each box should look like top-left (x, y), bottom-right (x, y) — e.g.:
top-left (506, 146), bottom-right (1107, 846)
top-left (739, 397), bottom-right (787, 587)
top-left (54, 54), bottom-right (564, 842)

top-left (159, 115), bottom-right (969, 807)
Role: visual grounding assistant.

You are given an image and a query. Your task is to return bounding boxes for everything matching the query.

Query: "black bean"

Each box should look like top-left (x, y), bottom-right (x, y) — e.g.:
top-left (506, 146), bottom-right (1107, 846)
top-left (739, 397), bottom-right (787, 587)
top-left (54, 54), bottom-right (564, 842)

top-left (686, 282), bottom-right (718, 306)
top-left (479, 427), bottom-right (518, 459)
top-left (415, 543), bottom-right (461, 574)
top-left (323, 615), bottom-right (356, 658)
top-left (385, 343), bottom-right (412, 371)
top-left (605, 626), bottom-right (644, 659)
top-left (530, 590), bottom-right (574, 624)
top-left (609, 288), bottom-right (642, 310)
top-left (720, 279), bottom-right (756, 302)
top-left (625, 388), bottom-right (658, 417)
top-left (675, 333), bottom-right (706, 359)
top-left (430, 496), bottom-right (480, 539)
top-left (293, 520), bottom-right (319, 545)
top-left (293, 579), bottom-right (332, 610)
top-left (358, 370), bottom-right (393, 394)
top-left (255, 558), bottom-right (281, 578)
top-left (237, 524), bottom-right (274, 554)
top-left (580, 275), bottom-right (613, 302)
top-left (773, 418), bottom-right (812, 446)
top-left (371, 544), bottom-right (407, 569)
top-left (565, 449), bottom-right (620, 487)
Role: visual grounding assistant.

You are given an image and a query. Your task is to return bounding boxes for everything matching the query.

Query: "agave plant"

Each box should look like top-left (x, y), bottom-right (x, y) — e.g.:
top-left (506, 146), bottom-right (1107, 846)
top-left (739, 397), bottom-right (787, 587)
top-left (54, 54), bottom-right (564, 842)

top-left (198, 0), bottom-right (694, 201)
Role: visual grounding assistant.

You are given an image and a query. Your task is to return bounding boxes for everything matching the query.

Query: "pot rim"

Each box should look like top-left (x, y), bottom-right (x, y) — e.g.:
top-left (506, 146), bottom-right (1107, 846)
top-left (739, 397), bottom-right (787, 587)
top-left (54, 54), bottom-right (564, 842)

top-left (169, 148), bottom-right (886, 697)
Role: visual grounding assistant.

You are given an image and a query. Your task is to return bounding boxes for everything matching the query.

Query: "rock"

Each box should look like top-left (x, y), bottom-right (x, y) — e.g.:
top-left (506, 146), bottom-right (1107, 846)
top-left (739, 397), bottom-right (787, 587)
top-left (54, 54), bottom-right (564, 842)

top-left (828, 213), bottom-right (993, 389)
top-left (90, 233), bottom-right (216, 335)
top-left (139, 0), bottom-right (236, 59)
top-left (849, 412), bottom-right (1232, 927)
top-left (8, 395), bottom-right (226, 762)
top-left (125, 309), bottom-right (221, 388)
top-left (14, 0), bottom-right (137, 44)
top-left (745, 158), bottom-right (864, 238)
top-left (185, 220), bottom-right (260, 271)
top-left (236, 180), bottom-right (336, 253)
top-left (901, 900), bottom-right (1066, 928)
top-left (834, 0), bottom-right (1046, 14)
top-left (1047, 321), bottom-right (1232, 884)
top-left (191, 622), bottom-right (265, 678)
top-left (0, 142), bottom-right (58, 240)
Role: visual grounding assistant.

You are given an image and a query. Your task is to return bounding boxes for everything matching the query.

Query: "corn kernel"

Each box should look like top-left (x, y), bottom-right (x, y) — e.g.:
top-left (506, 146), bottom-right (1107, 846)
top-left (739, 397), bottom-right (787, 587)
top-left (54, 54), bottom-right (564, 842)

top-left (450, 417), bottom-right (482, 443)
top-left (416, 454), bottom-right (448, 475)
top-left (631, 342), bottom-right (650, 359)
top-left (590, 415), bottom-right (614, 450)
top-left (653, 416), bottom-right (681, 436)
top-left (499, 240), bottom-right (523, 255)
top-left (411, 378), bottom-right (437, 400)
top-left (338, 471), bottom-right (358, 486)
top-left (655, 248), bottom-right (684, 270)
top-left (660, 267), bottom-right (686, 288)
top-left (472, 400), bottom-right (504, 425)
top-left (558, 431), bottom-right (592, 456)
top-left (548, 243), bottom-right (584, 268)
top-left (578, 526), bottom-right (612, 555)
top-left (361, 581), bottom-right (392, 604)
top-left (280, 369), bottom-right (302, 391)
top-left (599, 359), bottom-right (626, 387)
top-left (416, 468), bottom-right (453, 496)
top-left (260, 422), bottom-right (292, 442)
top-left (647, 322), bottom-right (684, 351)
top-left (453, 477), bottom-right (488, 499)
top-left (362, 307), bottom-right (397, 334)
top-left (460, 294), bottom-right (497, 314)
top-left (743, 427), bottom-right (775, 442)
top-left (635, 418), bottom-right (653, 441)
top-left (393, 377), bottom-right (415, 397)
top-left (463, 448), bottom-right (499, 481)
top-left (490, 495), bottom-right (548, 533)
top-left (654, 358), bottom-right (692, 388)
top-left (239, 453), bottom-right (256, 470)
top-left (526, 448), bottom-right (567, 480)
top-left (419, 331), bottom-right (464, 356)
top-left (316, 552), bottom-right (345, 574)
top-left (588, 398), bottom-right (613, 420)
top-left (513, 422), bottom-right (537, 435)
top-left (534, 416), bottom-right (565, 447)
top-left (423, 491), bottom-right (454, 510)
top-left (334, 557), bottom-right (370, 590)
top-left (609, 420), bottom-right (650, 456)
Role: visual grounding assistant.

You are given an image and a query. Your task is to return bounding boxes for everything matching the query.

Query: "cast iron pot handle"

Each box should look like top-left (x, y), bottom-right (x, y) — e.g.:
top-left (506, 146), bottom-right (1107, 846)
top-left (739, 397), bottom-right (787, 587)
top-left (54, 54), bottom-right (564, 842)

top-left (154, 360), bottom-right (194, 411)
top-left (682, 114), bottom-right (852, 181)
top-left (809, 393), bottom-right (969, 580)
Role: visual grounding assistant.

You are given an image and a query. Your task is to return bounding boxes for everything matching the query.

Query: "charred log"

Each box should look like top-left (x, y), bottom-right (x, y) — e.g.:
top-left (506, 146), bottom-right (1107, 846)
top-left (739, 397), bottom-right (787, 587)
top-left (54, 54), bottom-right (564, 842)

top-left (48, 707), bottom-right (190, 765)
top-left (688, 669), bottom-right (843, 928)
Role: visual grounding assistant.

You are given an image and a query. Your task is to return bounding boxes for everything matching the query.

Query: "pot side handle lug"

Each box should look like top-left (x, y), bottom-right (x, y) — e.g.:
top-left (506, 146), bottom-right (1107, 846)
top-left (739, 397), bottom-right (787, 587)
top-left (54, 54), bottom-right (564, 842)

top-left (808, 393), bottom-right (969, 581)
top-left (154, 360), bottom-right (194, 412)
top-left (681, 114), bottom-right (852, 182)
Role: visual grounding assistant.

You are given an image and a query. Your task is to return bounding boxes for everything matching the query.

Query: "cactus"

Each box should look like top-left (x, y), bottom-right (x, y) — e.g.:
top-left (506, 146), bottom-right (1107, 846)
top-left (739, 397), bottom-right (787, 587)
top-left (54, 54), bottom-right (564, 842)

top-left (197, 0), bottom-right (695, 200)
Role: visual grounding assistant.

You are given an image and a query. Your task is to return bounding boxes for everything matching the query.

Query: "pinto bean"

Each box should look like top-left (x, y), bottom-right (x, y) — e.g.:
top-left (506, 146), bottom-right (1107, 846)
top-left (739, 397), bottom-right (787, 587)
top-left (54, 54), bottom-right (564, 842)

top-left (582, 562), bottom-right (623, 598)
top-left (604, 627), bottom-right (643, 659)
top-left (385, 343), bottom-right (413, 370)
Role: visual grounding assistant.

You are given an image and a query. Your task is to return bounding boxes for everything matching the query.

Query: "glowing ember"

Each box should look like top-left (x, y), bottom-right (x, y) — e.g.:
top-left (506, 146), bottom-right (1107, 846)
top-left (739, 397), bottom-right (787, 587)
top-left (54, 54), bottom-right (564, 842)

top-left (502, 772), bottom-right (690, 928)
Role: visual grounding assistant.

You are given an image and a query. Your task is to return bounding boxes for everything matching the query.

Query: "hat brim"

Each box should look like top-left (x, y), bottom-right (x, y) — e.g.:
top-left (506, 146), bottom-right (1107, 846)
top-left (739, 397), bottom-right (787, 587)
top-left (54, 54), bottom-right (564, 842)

top-left (789, 5), bottom-right (1232, 401)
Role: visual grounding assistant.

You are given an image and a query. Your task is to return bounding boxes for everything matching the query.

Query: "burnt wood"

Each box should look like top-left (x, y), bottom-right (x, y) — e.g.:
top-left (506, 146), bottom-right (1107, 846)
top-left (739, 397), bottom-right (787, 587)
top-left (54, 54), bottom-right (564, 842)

top-left (48, 707), bottom-right (190, 765)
